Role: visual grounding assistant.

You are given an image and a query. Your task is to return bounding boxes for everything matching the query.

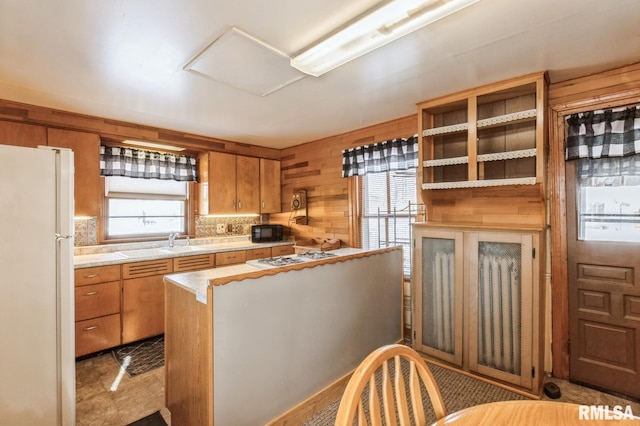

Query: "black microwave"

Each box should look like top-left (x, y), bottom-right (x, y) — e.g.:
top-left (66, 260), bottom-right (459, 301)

top-left (251, 224), bottom-right (283, 243)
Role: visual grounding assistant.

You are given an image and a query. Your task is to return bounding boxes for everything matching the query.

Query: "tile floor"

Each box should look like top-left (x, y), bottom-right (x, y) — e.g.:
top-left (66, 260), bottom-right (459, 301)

top-left (76, 352), bottom-right (640, 425)
top-left (76, 353), bottom-right (170, 425)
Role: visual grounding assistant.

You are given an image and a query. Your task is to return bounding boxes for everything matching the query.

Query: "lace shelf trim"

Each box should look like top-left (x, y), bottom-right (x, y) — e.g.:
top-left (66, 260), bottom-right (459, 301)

top-left (477, 148), bottom-right (537, 162)
top-left (423, 156), bottom-right (469, 167)
top-left (422, 109), bottom-right (537, 137)
top-left (423, 123), bottom-right (468, 137)
top-left (422, 177), bottom-right (537, 190)
top-left (477, 109), bottom-right (537, 128)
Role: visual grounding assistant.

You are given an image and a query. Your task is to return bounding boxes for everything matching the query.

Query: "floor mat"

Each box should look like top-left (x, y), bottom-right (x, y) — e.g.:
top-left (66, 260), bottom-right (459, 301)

top-left (127, 411), bottom-right (167, 426)
top-left (112, 335), bottom-right (164, 377)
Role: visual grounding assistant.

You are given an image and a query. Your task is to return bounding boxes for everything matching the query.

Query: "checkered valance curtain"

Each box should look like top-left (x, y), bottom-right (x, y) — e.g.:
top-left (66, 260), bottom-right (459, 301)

top-left (566, 105), bottom-right (640, 178)
top-left (342, 136), bottom-right (418, 178)
top-left (100, 146), bottom-right (197, 182)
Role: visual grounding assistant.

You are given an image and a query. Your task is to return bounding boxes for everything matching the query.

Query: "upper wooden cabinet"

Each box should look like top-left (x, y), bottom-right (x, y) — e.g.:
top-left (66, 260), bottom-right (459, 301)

top-left (0, 121), bottom-right (46, 147)
top-left (418, 72), bottom-right (547, 191)
top-left (199, 152), bottom-right (280, 215)
top-left (47, 128), bottom-right (101, 217)
top-left (204, 151), bottom-right (237, 214)
top-left (259, 158), bottom-right (281, 213)
top-left (236, 154), bottom-right (260, 213)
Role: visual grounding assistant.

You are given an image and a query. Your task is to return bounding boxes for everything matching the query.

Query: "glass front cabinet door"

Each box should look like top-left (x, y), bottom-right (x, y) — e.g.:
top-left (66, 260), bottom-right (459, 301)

top-left (413, 229), bottom-right (464, 367)
top-left (467, 232), bottom-right (536, 390)
top-left (413, 225), bottom-right (543, 395)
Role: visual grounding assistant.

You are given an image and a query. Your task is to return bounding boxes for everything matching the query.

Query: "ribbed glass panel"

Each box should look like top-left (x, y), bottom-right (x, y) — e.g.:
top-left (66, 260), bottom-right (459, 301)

top-left (421, 237), bottom-right (456, 355)
top-left (477, 242), bottom-right (521, 375)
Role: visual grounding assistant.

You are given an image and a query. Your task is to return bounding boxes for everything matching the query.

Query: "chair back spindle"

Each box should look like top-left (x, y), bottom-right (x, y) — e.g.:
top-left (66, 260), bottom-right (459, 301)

top-left (335, 344), bottom-right (447, 425)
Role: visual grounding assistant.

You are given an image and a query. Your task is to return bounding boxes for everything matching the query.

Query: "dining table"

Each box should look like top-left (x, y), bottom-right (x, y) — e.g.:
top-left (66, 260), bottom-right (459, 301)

top-left (431, 400), bottom-right (640, 425)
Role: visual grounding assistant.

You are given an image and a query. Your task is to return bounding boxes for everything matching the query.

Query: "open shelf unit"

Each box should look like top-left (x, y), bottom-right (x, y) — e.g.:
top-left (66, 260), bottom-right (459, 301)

top-left (418, 73), bottom-right (547, 190)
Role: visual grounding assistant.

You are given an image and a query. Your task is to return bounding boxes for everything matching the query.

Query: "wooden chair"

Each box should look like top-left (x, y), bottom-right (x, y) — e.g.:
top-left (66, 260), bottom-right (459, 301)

top-left (334, 344), bottom-right (447, 425)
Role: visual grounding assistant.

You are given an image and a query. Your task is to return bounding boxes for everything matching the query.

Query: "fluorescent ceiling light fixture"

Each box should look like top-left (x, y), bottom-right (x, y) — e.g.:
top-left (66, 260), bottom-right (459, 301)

top-left (122, 140), bottom-right (185, 152)
top-left (291, 0), bottom-right (480, 77)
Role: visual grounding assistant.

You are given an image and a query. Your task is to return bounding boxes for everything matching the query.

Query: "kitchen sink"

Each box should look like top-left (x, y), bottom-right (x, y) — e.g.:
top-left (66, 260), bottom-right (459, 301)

top-left (116, 248), bottom-right (169, 258)
top-left (117, 246), bottom-right (205, 258)
top-left (160, 246), bottom-right (204, 253)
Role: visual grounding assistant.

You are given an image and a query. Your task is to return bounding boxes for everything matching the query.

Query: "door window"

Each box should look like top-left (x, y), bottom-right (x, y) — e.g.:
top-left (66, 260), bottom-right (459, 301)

top-left (577, 158), bottom-right (640, 242)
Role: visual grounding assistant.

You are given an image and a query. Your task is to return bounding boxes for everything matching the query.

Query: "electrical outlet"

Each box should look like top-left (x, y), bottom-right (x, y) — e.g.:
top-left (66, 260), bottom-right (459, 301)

top-left (216, 223), bottom-right (226, 234)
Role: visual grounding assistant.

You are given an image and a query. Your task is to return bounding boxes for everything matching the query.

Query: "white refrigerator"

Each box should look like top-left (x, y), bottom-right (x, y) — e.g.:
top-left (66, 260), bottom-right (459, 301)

top-left (0, 144), bottom-right (75, 425)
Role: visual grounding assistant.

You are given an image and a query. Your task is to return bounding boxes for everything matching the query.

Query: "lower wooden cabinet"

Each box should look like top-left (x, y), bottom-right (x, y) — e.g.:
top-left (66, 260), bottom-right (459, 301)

top-left (173, 254), bottom-right (215, 272)
top-left (74, 265), bottom-right (122, 357)
top-left (216, 250), bottom-right (247, 266)
top-left (245, 247), bottom-right (272, 261)
top-left (75, 314), bottom-right (121, 357)
top-left (272, 245), bottom-right (295, 256)
top-left (412, 224), bottom-right (545, 396)
top-left (74, 245), bottom-right (294, 355)
top-left (75, 281), bottom-right (120, 321)
top-left (122, 259), bottom-right (173, 344)
top-left (122, 275), bottom-right (166, 343)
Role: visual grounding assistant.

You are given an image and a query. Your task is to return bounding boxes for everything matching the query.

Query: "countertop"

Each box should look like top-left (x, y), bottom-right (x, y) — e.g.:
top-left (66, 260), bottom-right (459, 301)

top-left (163, 246), bottom-right (402, 304)
top-left (73, 238), bottom-right (295, 268)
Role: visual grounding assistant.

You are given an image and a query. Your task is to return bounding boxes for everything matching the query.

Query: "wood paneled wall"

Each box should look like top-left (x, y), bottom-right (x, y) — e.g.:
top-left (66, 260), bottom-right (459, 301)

top-left (270, 116), bottom-right (417, 246)
top-left (548, 62), bottom-right (640, 379)
top-left (0, 98), bottom-right (280, 160)
top-left (426, 185), bottom-right (545, 227)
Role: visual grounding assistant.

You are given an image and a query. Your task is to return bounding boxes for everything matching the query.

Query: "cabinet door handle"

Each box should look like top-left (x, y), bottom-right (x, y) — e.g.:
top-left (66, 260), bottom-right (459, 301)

top-left (83, 325), bottom-right (98, 331)
top-left (238, 200), bottom-right (242, 209)
top-left (83, 274), bottom-right (98, 279)
top-left (83, 291), bottom-right (99, 296)
top-left (262, 201), bottom-right (265, 209)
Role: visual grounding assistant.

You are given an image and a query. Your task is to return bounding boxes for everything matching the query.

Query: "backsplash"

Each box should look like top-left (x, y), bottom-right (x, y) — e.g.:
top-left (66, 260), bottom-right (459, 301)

top-left (195, 215), bottom-right (260, 238)
top-left (74, 217), bottom-right (98, 246)
top-left (72, 215), bottom-right (260, 247)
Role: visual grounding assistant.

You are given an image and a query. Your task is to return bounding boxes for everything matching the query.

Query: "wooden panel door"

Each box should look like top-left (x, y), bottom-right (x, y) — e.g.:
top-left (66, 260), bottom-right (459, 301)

top-left (566, 161), bottom-right (640, 399)
top-left (208, 151), bottom-right (237, 214)
top-left (236, 155), bottom-right (259, 213)
top-left (260, 158), bottom-right (281, 213)
top-left (122, 275), bottom-right (165, 343)
top-left (0, 121), bottom-right (46, 147)
top-left (47, 128), bottom-right (101, 217)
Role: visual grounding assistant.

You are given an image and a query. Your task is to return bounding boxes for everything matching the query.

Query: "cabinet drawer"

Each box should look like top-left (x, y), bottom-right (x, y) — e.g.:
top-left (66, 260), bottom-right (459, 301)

top-left (75, 314), bottom-right (121, 357)
top-left (215, 250), bottom-right (246, 266)
top-left (272, 245), bottom-right (294, 256)
top-left (173, 254), bottom-right (215, 273)
top-left (75, 281), bottom-right (121, 322)
top-left (75, 265), bottom-right (121, 287)
top-left (122, 259), bottom-right (173, 279)
top-left (245, 247), bottom-right (271, 261)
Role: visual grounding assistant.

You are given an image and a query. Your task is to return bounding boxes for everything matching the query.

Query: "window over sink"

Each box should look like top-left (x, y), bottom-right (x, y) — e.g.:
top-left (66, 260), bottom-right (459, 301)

top-left (104, 176), bottom-right (188, 239)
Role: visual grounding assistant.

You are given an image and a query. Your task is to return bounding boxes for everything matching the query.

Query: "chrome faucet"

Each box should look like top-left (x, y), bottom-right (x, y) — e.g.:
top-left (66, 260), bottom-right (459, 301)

top-left (168, 232), bottom-right (180, 247)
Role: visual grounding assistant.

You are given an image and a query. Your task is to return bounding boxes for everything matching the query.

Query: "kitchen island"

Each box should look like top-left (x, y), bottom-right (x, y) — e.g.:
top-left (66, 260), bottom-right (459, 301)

top-left (163, 246), bottom-right (403, 426)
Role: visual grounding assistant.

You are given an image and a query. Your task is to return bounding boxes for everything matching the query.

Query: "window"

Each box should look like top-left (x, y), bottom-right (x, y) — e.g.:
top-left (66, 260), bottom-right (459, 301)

top-left (577, 168), bottom-right (640, 243)
top-left (565, 105), bottom-right (640, 242)
top-left (105, 176), bottom-right (188, 239)
top-left (361, 169), bottom-right (420, 276)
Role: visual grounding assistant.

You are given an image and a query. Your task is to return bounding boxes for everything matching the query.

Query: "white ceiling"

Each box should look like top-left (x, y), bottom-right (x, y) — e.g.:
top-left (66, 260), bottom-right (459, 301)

top-left (1, 0), bottom-right (639, 149)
